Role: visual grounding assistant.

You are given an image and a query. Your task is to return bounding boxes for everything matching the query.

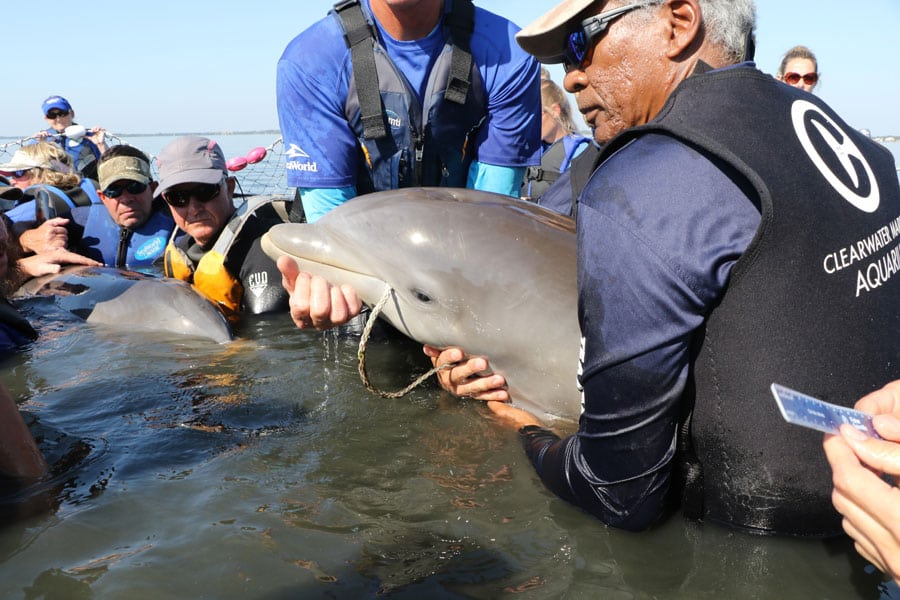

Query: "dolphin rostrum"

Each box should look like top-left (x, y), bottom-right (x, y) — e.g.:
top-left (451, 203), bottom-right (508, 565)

top-left (14, 266), bottom-right (233, 344)
top-left (262, 187), bottom-right (581, 422)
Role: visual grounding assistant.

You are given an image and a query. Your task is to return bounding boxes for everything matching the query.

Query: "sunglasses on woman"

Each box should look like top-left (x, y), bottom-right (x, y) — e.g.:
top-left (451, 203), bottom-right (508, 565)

top-left (563, 1), bottom-right (654, 71)
top-left (162, 182), bottom-right (222, 208)
top-left (103, 181), bottom-right (148, 198)
top-left (783, 72), bottom-right (818, 86)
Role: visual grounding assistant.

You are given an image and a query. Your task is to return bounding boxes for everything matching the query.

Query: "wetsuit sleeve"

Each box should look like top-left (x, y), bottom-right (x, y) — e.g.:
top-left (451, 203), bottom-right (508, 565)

top-left (299, 186), bottom-right (357, 223)
top-left (466, 162), bottom-right (525, 197)
top-left (521, 135), bottom-right (760, 531)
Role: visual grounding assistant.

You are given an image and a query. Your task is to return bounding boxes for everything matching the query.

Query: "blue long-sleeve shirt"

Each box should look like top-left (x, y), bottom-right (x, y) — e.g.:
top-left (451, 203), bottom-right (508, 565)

top-left (522, 133), bottom-right (761, 530)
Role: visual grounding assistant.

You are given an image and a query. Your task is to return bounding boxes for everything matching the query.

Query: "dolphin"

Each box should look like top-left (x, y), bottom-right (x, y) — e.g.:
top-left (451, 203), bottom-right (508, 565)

top-left (14, 266), bottom-right (233, 343)
top-left (262, 187), bottom-right (581, 423)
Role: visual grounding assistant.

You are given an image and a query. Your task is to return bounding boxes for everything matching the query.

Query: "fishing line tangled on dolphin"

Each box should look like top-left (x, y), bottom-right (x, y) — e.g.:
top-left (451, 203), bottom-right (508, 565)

top-left (262, 187), bottom-right (582, 423)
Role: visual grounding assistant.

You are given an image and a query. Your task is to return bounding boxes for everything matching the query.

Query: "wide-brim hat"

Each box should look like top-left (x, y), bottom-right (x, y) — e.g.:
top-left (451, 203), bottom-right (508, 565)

top-left (154, 136), bottom-right (227, 198)
top-left (0, 150), bottom-right (50, 174)
top-left (515, 0), bottom-right (597, 63)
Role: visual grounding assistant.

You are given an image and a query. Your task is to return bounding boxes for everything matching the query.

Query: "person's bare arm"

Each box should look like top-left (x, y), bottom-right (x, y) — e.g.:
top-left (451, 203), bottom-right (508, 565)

top-left (18, 248), bottom-right (101, 279)
top-left (0, 383), bottom-right (46, 480)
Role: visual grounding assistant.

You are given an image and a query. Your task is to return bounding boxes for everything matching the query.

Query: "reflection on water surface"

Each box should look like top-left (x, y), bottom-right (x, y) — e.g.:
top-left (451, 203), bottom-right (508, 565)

top-left (0, 303), bottom-right (896, 599)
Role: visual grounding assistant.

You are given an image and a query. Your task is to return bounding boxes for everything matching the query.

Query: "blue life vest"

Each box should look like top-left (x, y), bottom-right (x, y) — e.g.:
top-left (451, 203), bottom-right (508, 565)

top-left (4, 181), bottom-right (99, 223)
top-left (333, 0), bottom-right (487, 193)
top-left (72, 203), bottom-right (175, 269)
top-left (40, 127), bottom-right (101, 176)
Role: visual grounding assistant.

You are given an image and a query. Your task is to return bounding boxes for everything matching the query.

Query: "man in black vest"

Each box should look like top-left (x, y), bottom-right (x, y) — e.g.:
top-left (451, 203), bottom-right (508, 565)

top-left (429, 0), bottom-right (900, 538)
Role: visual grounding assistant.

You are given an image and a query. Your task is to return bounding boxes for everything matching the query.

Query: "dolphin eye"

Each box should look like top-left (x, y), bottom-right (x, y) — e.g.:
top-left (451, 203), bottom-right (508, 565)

top-left (412, 289), bottom-right (432, 303)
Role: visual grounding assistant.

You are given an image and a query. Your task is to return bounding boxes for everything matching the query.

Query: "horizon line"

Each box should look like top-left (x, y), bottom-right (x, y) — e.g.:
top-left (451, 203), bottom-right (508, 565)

top-left (1, 129), bottom-right (281, 141)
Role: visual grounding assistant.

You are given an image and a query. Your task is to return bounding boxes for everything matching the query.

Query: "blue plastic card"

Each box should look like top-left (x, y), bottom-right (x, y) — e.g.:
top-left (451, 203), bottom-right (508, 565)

top-left (771, 383), bottom-right (880, 438)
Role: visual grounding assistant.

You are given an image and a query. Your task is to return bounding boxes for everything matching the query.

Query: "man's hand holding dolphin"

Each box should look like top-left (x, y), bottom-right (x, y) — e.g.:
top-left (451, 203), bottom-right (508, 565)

top-left (277, 255), bottom-right (543, 429)
top-left (278, 255), bottom-right (362, 330)
top-left (423, 345), bottom-right (544, 430)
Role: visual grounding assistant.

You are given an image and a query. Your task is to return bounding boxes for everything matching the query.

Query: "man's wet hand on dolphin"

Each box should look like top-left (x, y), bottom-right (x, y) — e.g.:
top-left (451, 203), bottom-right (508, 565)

top-left (277, 255), bottom-right (362, 330)
top-left (423, 345), bottom-right (508, 401)
top-left (424, 345), bottom-right (544, 429)
top-left (18, 248), bottom-right (102, 278)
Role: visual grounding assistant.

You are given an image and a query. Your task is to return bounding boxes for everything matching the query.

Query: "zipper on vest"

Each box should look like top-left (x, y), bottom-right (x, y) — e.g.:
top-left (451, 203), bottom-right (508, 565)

top-left (413, 135), bottom-right (424, 186)
top-left (117, 227), bottom-right (133, 268)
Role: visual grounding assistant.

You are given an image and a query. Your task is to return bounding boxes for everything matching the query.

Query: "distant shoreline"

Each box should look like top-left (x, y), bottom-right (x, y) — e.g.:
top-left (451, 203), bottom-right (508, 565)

top-left (1, 129), bottom-right (281, 140)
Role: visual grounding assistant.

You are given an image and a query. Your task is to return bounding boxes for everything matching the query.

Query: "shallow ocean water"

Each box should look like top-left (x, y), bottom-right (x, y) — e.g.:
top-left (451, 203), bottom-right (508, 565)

top-left (0, 132), bottom-right (898, 598)
top-left (0, 299), bottom-right (897, 600)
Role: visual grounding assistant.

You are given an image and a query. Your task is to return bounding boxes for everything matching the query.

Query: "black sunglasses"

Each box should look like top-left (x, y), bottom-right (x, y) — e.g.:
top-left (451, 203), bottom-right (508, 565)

top-left (11, 169), bottom-right (35, 178)
top-left (46, 109), bottom-right (70, 119)
top-left (103, 180), bottom-right (148, 198)
top-left (163, 182), bottom-right (222, 208)
top-left (563, 1), bottom-right (655, 71)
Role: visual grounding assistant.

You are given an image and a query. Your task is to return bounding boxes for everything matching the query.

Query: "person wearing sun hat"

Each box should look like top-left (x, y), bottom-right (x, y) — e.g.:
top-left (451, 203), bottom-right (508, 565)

top-left (414, 0), bottom-right (900, 542)
top-left (0, 149), bottom-right (56, 189)
top-left (31, 95), bottom-right (107, 179)
top-left (0, 141), bottom-right (103, 258)
top-left (159, 135), bottom-right (288, 321)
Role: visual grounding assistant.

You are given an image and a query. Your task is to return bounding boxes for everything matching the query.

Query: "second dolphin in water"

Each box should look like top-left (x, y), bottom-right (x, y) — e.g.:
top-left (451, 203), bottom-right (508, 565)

top-left (262, 187), bottom-right (581, 422)
top-left (15, 266), bottom-right (233, 344)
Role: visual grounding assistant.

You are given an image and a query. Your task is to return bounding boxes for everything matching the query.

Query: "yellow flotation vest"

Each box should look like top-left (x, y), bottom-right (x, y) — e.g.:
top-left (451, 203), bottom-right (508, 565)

top-left (164, 195), bottom-right (280, 323)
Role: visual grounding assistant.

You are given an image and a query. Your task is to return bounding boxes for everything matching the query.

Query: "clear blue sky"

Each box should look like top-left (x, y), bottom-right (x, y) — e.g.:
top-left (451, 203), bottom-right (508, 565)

top-left (3, 0), bottom-right (898, 139)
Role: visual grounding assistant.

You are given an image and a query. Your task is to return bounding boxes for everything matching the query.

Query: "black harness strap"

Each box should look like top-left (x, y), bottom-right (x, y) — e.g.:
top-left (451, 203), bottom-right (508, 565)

top-left (443, 0), bottom-right (475, 105)
top-left (335, 0), bottom-right (387, 139)
top-left (566, 142), bottom-right (602, 218)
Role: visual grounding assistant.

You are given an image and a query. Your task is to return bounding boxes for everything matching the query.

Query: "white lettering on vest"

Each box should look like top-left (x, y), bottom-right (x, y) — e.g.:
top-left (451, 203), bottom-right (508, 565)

top-left (248, 271), bottom-right (268, 297)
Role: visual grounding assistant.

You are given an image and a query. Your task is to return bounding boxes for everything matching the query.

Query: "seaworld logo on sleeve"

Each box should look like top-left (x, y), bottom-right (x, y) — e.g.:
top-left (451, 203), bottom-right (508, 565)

top-left (285, 144), bottom-right (318, 173)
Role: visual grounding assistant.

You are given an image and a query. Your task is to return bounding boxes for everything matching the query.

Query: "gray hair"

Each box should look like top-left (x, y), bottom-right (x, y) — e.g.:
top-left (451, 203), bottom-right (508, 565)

top-left (627, 0), bottom-right (756, 64)
top-left (698, 0), bottom-right (756, 63)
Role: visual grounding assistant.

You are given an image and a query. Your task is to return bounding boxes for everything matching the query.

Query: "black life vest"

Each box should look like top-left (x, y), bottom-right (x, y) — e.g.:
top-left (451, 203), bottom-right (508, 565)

top-left (598, 65), bottom-right (900, 535)
top-left (522, 135), bottom-right (590, 201)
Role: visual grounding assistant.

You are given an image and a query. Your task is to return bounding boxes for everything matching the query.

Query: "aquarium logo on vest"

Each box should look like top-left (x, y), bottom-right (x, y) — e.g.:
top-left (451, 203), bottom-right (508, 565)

top-left (135, 236), bottom-right (166, 261)
top-left (385, 109), bottom-right (403, 131)
top-left (791, 100), bottom-right (880, 213)
top-left (285, 144), bottom-right (318, 173)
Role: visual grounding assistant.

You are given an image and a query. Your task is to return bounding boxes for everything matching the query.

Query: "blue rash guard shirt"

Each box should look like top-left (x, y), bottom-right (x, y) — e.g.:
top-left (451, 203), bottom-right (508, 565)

top-left (276, 0), bottom-right (540, 219)
top-left (521, 133), bottom-right (761, 531)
